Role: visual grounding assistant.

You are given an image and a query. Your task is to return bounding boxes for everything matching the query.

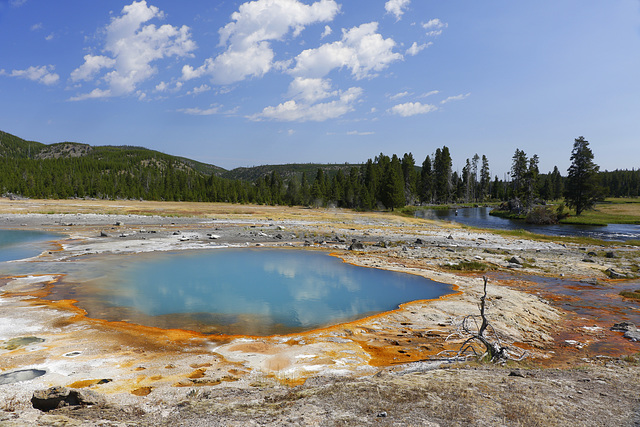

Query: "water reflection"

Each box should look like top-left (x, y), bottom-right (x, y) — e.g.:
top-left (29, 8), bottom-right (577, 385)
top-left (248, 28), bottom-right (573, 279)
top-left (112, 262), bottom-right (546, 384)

top-left (416, 207), bottom-right (640, 241)
top-left (69, 248), bottom-right (452, 335)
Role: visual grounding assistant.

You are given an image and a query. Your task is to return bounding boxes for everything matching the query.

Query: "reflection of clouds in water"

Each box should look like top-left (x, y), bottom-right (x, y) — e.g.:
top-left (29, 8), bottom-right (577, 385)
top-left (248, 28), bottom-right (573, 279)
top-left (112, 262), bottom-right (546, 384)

top-left (263, 261), bottom-right (297, 279)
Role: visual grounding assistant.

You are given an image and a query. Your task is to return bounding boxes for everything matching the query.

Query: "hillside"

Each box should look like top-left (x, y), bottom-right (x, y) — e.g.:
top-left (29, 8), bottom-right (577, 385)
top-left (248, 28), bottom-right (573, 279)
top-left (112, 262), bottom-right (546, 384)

top-left (222, 163), bottom-right (362, 181)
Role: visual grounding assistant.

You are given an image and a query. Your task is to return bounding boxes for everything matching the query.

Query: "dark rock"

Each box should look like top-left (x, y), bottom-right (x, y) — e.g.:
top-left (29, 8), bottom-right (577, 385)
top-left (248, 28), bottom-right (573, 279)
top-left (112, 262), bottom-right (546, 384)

top-left (606, 268), bottom-right (626, 279)
top-left (579, 278), bottom-right (599, 285)
top-left (99, 231), bottom-right (109, 237)
top-left (114, 221), bottom-right (123, 226)
top-left (303, 240), bottom-right (311, 246)
top-left (508, 370), bottom-right (525, 378)
top-left (377, 411), bottom-right (388, 418)
top-left (349, 241), bottom-right (365, 251)
top-left (587, 251), bottom-right (597, 257)
top-left (605, 251), bottom-right (616, 258)
top-left (447, 234), bottom-right (454, 240)
top-left (31, 387), bottom-right (104, 412)
top-left (415, 238), bottom-right (423, 245)
top-left (582, 258), bottom-right (595, 263)
top-left (509, 256), bottom-right (524, 265)
top-left (274, 233), bottom-right (283, 239)
top-left (611, 322), bottom-right (637, 332)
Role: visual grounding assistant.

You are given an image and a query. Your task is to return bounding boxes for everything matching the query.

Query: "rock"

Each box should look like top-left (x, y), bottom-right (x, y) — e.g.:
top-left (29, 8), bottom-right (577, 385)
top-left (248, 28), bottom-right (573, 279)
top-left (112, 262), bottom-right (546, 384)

top-left (209, 234), bottom-right (221, 239)
top-left (415, 238), bottom-right (423, 245)
top-left (623, 330), bottom-right (640, 342)
top-left (579, 278), bottom-right (599, 285)
top-left (611, 322), bottom-right (637, 332)
top-left (349, 241), bottom-right (365, 250)
top-left (115, 221), bottom-right (124, 226)
top-left (605, 251), bottom-right (616, 258)
top-left (274, 233), bottom-right (283, 239)
top-left (31, 387), bottom-right (104, 412)
top-left (277, 225), bottom-right (286, 231)
top-left (447, 234), bottom-right (454, 240)
top-left (587, 251), bottom-right (597, 257)
top-left (509, 256), bottom-right (524, 265)
top-left (377, 411), bottom-right (388, 418)
top-left (99, 231), bottom-right (109, 237)
top-left (582, 258), bottom-right (595, 263)
top-left (606, 268), bottom-right (626, 279)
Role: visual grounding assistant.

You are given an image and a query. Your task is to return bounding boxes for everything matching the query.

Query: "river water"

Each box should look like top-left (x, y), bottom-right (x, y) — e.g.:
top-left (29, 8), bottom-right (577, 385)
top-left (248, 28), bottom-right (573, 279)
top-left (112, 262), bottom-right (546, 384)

top-left (416, 207), bottom-right (640, 241)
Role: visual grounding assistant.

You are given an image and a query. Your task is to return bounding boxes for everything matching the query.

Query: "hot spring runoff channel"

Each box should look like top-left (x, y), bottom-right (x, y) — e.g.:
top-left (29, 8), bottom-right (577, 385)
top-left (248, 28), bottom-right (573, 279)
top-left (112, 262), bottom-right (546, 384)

top-left (67, 249), bottom-right (453, 336)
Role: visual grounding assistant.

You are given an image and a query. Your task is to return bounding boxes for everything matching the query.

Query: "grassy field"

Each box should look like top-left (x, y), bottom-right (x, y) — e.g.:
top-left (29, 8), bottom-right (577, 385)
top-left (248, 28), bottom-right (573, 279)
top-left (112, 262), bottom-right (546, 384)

top-left (560, 198), bottom-right (640, 225)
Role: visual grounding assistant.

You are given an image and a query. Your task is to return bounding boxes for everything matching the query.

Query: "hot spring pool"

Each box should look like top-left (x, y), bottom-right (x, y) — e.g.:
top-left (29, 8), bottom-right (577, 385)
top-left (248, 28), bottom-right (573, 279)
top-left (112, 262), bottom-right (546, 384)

top-left (65, 248), bottom-right (453, 336)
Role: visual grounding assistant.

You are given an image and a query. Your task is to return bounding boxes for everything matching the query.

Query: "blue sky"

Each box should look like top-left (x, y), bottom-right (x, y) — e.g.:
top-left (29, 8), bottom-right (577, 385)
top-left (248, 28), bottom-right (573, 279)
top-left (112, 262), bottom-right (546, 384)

top-left (1, 0), bottom-right (639, 176)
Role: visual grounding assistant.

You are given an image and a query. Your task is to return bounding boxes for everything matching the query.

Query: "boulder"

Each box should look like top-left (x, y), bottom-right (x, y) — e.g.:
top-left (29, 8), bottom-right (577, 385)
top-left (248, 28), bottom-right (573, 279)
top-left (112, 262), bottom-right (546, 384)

top-left (31, 387), bottom-right (104, 412)
top-left (349, 241), bottom-right (365, 251)
top-left (509, 256), bottom-right (524, 265)
top-left (606, 268), bottom-right (627, 279)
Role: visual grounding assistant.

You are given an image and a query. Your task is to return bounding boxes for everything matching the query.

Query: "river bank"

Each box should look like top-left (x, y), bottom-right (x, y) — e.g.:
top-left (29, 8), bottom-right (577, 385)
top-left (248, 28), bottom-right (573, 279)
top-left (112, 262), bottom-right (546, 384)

top-left (1, 198), bottom-right (639, 425)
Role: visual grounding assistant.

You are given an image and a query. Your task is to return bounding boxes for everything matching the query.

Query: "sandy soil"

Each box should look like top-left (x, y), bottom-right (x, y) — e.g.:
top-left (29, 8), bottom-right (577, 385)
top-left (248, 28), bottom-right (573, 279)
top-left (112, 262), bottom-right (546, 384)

top-left (1, 198), bottom-right (639, 426)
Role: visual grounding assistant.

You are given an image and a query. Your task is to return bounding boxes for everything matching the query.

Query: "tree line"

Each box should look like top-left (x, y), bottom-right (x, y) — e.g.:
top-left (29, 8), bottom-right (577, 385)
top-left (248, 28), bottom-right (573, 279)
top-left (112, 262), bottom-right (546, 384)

top-left (1, 138), bottom-right (638, 212)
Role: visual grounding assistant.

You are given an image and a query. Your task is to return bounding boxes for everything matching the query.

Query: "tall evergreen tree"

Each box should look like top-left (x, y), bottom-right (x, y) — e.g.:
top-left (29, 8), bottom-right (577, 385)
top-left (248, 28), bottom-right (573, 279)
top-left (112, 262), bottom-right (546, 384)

top-left (565, 136), bottom-right (601, 215)
top-left (420, 155), bottom-right (433, 203)
top-left (433, 146), bottom-right (452, 203)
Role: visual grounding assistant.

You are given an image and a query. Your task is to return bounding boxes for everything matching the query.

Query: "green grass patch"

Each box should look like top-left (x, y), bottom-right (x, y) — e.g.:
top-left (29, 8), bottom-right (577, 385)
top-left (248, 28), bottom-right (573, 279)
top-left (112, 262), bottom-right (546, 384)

top-left (619, 289), bottom-right (640, 300)
top-left (445, 260), bottom-right (494, 272)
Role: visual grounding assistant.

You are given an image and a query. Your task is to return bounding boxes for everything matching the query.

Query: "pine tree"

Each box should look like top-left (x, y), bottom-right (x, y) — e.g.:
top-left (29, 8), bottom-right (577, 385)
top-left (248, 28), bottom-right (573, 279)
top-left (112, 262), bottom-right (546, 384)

top-left (565, 136), bottom-right (601, 215)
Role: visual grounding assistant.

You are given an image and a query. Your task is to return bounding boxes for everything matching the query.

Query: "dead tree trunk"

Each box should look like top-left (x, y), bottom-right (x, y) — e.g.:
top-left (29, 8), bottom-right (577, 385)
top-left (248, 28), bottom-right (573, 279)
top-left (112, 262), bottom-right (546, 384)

top-left (458, 276), bottom-right (507, 362)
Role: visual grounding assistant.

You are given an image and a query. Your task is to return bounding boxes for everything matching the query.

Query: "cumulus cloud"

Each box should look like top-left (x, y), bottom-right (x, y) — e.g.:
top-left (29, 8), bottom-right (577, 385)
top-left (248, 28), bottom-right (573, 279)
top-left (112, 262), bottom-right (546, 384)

top-left (182, 0), bottom-right (339, 85)
top-left (388, 101), bottom-right (437, 116)
top-left (385, 0), bottom-right (410, 21)
top-left (70, 55), bottom-right (116, 82)
top-left (441, 92), bottom-right (470, 104)
top-left (321, 25), bottom-right (332, 38)
top-left (70, 0), bottom-right (196, 100)
top-left (249, 86), bottom-right (362, 122)
top-left (6, 65), bottom-right (59, 85)
top-left (405, 41), bottom-right (431, 56)
top-left (287, 77), bottom-right (336, 103)
top-left (290, 22), bottom-right (402, 80)
top-left (423, 18), bottom-right (448, 36)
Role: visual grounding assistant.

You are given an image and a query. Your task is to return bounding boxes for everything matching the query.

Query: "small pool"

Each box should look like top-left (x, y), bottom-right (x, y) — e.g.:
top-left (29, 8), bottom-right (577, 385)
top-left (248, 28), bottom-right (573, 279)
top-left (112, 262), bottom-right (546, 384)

top-left (67, 249), bottom-right (453, 336)
top-left (0, 229), bottom-right (59, 262)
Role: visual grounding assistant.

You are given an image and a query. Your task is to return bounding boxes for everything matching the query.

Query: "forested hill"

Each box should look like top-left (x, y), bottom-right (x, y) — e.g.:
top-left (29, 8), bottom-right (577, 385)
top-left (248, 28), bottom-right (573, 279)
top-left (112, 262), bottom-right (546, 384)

top-left (221, 163), bottom-right (360, 181)
top-left (0, 130), bottom-right (226, 176)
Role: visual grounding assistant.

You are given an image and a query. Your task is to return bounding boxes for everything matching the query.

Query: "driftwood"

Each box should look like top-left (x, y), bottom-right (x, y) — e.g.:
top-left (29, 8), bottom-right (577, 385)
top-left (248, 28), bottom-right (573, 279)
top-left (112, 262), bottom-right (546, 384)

top-left (441, 276), bottom-right (526, 363)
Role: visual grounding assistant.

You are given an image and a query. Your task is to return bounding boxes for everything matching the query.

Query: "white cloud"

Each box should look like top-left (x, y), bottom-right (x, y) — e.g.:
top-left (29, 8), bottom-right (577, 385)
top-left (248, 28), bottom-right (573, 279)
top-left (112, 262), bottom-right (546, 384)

top-left (186, 84), bottom-right (211, 95)
top-left (249, 86), bottom-right (362, 122)
top-left (287, 77), bottom-right (336, 103)
top-left (423, 18), bottom-right (448, 36)
top-left (385, 0), bottom-right (410, 21)
top-left (388, 102), bottom-right (437, 116)
top-left (178, 104), bottom-right (222, 116)
top-left (10, 0), bottom-right (27, 7)
top-left (290, 22), bottom-right (402, 80)
top-left (45, 33), bottom-right (54, 41)
top-left (30, 23), bottom-right (42, 31)
top-left (321, 25), bottom-right (332, 38)
top-left (347, 130), bottom-right (374, 136)
top-left (405, 41), bottom-right (431, 56)
top-left (441, 92), bottom-right (470, 104)
top-left (419, 90), bottom-right (439, 98)
top-left (70, 0), bottom-right (196, 100)
top-left (70, 55), bottom-right (116, 82)
top-left (389, 91), bottom-right (409, 100)
top-left (68, 88), bottom-right (112, 101)
top-left (8, 65), bottom-right (59, 85)
top-left (182, 0), bottom-right (339, 85)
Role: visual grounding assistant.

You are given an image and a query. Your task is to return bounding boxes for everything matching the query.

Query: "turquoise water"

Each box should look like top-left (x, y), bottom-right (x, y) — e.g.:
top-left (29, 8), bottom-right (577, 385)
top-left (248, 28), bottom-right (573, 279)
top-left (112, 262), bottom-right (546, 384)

top-left (0, 229), bottom-right (59, 262)
top-left (79, 249), bottom-right (453, 336)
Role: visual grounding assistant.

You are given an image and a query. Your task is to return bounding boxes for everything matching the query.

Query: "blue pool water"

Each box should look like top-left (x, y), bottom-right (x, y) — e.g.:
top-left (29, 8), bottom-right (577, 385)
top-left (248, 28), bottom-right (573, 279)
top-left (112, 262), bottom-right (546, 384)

top-left (80, 249), bottom-right (453, 336)
top-left (0, 229), bottom-right (59, 262)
